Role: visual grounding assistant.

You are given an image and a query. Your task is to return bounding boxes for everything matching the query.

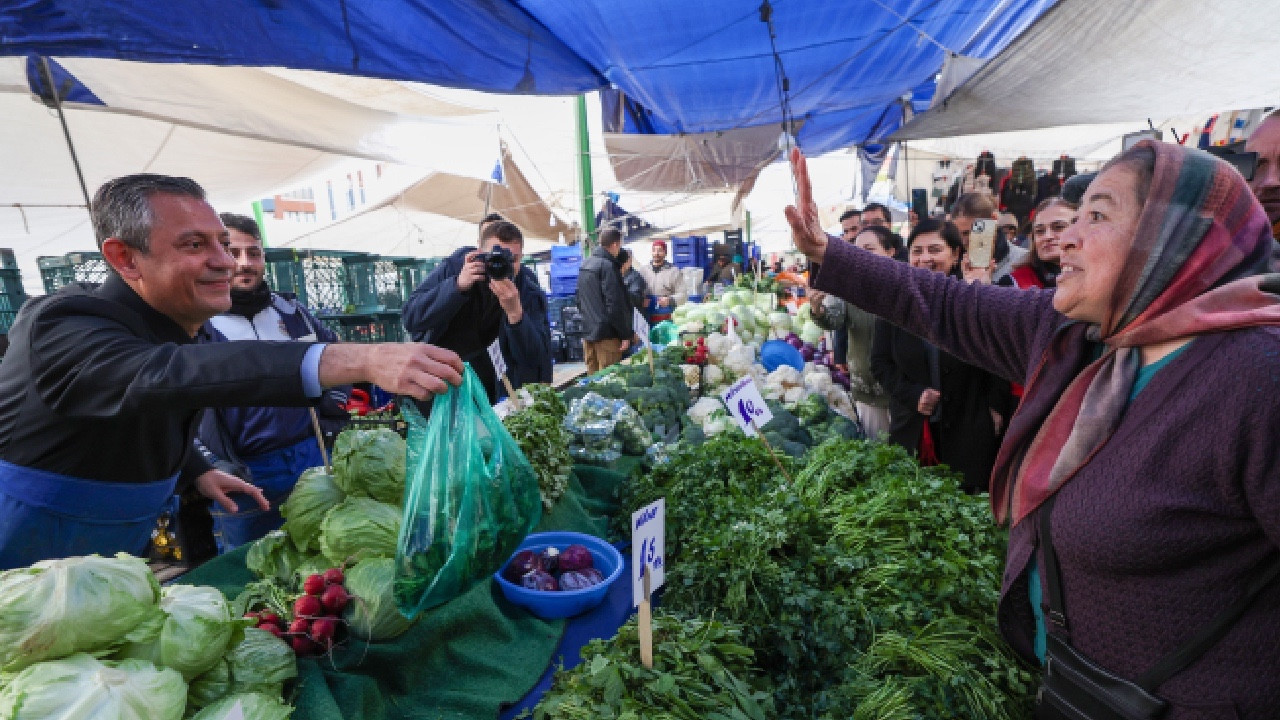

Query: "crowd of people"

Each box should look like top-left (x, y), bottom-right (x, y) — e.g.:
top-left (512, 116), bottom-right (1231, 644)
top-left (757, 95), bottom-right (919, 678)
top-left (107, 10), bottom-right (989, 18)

top-left (0, 98), bottom-right (1276, 715)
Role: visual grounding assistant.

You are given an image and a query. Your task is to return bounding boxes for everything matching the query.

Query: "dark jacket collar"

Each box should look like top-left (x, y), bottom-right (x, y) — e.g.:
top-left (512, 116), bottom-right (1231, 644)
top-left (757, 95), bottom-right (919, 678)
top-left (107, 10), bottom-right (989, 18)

top-left (97, 273), bottom-right (196, 344)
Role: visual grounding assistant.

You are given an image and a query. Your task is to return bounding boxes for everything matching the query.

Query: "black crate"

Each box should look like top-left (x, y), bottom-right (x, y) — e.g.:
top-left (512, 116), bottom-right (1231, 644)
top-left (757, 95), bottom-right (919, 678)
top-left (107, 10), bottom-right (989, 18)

top-left (560, 306), bottom-right (584, 334)
top-left (38, 252), bottom-right (109, 293)
top-left (564, 340), bottom-right (585, 363)
top-left (344, 256), bottom-right (406, 313)
top-left (264, 248), bottom-right (307, 304)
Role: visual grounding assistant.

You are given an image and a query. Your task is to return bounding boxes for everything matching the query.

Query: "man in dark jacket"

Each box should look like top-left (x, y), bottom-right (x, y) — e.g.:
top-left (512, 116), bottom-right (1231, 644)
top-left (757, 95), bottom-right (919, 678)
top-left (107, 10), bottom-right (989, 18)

top-left (0, 174), bottom-right (463, 570)
top-left (402, 221), bottom-right (550, 403)
top-left (196, 213), bottom-right (350, 553)
top-left (576, 228), bottom-right (635, 372)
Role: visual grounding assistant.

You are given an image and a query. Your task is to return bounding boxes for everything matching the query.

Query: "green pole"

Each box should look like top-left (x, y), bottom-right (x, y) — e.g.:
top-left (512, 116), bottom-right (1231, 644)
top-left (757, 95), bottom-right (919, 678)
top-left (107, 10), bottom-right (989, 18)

top-left (252, 200), bottom-right (268, 247)
top-left (746, 210), bottom-right (752, 246)
top-left (576, 95), bottom-right (596, 250)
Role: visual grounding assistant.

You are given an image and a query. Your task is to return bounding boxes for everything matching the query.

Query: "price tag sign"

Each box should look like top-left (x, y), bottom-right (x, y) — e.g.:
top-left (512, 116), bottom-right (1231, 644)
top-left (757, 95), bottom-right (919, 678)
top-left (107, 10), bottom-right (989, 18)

top-left (633, 308), bottom-right (651, 347)
top-left (631, 498), bottom-right (665, 607)
top-left (487, 340), bottom-right (508, 378)
top-left (725, 314), bottom-right (740, 345)
top-left (720, 377), bottom-right (772, 437)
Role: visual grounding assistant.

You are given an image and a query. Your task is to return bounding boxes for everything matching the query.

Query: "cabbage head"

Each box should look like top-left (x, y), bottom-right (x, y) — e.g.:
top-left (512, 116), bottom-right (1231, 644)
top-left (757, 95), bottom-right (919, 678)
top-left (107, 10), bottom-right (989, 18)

top-left (318, 497), bottom-right (401, 566)
top-left (190, 692), bottom-right (292, 720)
top-left (225, 628), bottom-right (296, 697)
top-left (245, 530), bottom-right (306, 582)
top-left (186, 659), bottom-right (232, 712)
top-left (280, 467), bottom-right (345, 551)
top-left (343, 558), bottom-right (414, 642)
top-left (0, 553), bottom-right (161, 673)
top-left (0, 653), bottom-right (186, 720)
top-left (116, 584), bottom-right (240, 679)
top-left (333, 428), bottom-right (406, 504)
top-left (186, 629), bottom-right (295, 712)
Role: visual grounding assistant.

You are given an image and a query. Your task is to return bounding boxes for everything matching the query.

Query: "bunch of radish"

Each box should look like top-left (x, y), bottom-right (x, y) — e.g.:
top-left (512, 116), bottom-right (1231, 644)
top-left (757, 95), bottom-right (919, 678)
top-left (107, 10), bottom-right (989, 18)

top-left (244, 566), bottom-right (350, 658)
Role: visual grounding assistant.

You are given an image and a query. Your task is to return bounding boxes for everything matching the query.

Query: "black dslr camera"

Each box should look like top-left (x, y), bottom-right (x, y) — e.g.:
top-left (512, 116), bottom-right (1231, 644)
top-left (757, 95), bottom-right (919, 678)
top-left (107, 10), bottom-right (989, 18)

top-left (480, 246), bottom-right (515, 281)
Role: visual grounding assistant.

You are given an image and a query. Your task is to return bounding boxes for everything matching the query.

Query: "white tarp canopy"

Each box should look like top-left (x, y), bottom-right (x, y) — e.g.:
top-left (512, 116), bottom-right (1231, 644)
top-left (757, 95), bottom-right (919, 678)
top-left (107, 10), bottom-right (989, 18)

top-left (894, 0), bottom-right (1280, 141)
top-left (275, 148), bottom-right (570, 256)
top-left (0, 57), bottom-right (506, 295)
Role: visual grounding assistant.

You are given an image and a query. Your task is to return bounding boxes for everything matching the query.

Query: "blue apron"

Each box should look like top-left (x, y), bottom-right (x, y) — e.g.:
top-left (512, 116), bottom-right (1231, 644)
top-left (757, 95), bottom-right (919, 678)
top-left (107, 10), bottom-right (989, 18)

top-left (0, 458), bottom-right (178, 570)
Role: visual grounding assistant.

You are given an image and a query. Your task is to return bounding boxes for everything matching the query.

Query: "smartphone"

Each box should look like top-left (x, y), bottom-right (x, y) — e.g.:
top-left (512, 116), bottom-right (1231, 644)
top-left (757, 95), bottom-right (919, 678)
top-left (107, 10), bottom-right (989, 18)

top-left (968, 218), bottom-right (996, 269)
top-left (911, 188), bottom-right (928, 219)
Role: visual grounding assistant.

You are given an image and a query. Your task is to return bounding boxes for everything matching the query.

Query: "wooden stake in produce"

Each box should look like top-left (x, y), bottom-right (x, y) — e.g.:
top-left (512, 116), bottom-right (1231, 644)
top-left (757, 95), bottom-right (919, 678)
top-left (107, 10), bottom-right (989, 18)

top-left (500, 375), bottom-right (522, 411)
top-left (751, 418), bottom-right (793, 484)
top-left (308, 408), bottom-right (332, 473)
top-left (638, 563), bottom-right (654, 669)
top-left (647, 346), bottom-right (655, 374)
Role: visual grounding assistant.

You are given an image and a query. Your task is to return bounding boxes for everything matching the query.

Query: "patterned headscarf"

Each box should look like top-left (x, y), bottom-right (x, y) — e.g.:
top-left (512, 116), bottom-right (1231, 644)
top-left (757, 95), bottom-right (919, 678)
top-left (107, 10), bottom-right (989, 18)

top-left (992, 140), bottom-right (1280, 526)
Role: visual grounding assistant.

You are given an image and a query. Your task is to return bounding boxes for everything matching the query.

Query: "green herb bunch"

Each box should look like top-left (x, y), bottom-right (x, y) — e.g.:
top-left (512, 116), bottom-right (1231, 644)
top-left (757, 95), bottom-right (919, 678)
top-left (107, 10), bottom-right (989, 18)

top-left (503, 384), bottom-right (574, 511)
top-left (621, 437), bottom-right (1035, 718)
top-left (528, 611), bottom-right (773, 720)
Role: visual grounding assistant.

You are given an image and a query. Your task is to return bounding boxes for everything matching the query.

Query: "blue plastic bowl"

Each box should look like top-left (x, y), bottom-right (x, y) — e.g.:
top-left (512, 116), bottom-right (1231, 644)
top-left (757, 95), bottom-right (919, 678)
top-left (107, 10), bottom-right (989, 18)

top-left (760, 339), bottom-right (805, 372)
top-left (494, 531), bottom-right (624, 619)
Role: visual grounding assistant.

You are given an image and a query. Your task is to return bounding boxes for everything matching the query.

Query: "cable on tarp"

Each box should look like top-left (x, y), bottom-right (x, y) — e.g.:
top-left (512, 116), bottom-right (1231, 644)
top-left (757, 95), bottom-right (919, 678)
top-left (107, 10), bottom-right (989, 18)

top-left (759, 0), bottom-right (799, 200)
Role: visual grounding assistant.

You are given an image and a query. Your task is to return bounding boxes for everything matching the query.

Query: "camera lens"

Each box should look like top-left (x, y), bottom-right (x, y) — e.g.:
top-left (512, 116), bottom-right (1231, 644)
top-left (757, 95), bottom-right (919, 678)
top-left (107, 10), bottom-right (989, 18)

top-left (484, 247), bottom-right (514, 281)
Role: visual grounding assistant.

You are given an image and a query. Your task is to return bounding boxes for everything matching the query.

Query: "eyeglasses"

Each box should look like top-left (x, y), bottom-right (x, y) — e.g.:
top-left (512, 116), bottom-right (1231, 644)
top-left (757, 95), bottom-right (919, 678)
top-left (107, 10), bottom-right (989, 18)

top-left (1033, 221), bottom-right (1072, 237)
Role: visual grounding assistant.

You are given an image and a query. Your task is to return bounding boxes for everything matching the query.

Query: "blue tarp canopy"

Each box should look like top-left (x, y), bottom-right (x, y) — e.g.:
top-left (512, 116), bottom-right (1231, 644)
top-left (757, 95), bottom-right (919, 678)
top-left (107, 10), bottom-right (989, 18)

top-left (1, 0), bottom-right (1055, 152)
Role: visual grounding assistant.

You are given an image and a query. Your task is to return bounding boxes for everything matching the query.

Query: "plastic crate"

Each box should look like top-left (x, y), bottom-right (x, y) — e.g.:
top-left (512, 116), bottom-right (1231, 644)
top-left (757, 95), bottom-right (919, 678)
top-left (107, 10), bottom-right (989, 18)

top-left (551, 245), bottom-right (583, 261)
top-left (264, 248), bottom-right (306, 304)
top-left (559, 306), bottom-right (584, 334)
top-left (394, 257), bottom-right (441, 302)
top-left (373, 311), bottom-right (406, 343)
top-left (549, 262), bottom-right (580, 280)
top-left (0, 310), bottom-right (16, 334)
top-left (298, 251), bottom-right (366, 315)
top-left (549, 276), bottom-right (577, 296)
top-left (563, 338), bottom-right (585, 363)
top-left (344, 255), bottom-right (404, 313)
top-left (38, 252), bottom-right (109, 293)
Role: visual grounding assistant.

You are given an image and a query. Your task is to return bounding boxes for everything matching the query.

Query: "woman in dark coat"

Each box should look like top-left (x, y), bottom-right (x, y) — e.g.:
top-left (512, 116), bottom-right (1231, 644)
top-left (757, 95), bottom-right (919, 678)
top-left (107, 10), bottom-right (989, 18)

top-left (870, 218), bottom-right (1010, 492)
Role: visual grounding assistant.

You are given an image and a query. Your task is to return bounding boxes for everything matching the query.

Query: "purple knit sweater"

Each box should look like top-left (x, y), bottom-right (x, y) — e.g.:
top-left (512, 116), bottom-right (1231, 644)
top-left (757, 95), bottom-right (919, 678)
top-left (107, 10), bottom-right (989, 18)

top-left (813, 239), bottom-right (1280, 718)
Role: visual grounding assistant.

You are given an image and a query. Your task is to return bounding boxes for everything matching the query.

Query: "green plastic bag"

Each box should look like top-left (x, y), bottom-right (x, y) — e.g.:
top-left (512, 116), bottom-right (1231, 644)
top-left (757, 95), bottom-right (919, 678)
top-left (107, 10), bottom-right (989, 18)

top-left (394, 364), bottom-right (542, 617)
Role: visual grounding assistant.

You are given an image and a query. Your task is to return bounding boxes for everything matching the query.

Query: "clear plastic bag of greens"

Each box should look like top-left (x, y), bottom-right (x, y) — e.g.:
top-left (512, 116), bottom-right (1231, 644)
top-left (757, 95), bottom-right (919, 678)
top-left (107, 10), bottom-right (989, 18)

top-left (394, 365), bottom-right (542, 617)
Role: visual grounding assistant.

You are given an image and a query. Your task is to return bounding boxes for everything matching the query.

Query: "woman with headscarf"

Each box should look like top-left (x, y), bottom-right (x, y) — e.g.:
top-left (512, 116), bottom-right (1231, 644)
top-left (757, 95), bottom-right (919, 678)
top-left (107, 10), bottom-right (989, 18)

top-left (869, 218), bottom-right (1011, 491)
top-left (786, 141), bottom-right (1280, 716)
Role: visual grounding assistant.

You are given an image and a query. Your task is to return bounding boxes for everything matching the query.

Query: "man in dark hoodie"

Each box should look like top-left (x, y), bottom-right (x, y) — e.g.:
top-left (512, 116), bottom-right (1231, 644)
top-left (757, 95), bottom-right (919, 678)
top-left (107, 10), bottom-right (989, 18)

top-left (402, 220), bottom-right (551, 403)
top-left (576, 228), bottom-right (635, 372)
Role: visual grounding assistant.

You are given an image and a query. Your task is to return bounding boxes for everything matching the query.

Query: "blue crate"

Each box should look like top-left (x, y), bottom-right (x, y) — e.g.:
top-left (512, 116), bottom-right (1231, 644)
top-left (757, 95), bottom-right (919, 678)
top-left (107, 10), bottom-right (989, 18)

top-left (549, 262), bottom-right (580, 279)
top-left (549, 276), bottom-right (578, 296)
top-left (551, 245), bottom-right (583, 260)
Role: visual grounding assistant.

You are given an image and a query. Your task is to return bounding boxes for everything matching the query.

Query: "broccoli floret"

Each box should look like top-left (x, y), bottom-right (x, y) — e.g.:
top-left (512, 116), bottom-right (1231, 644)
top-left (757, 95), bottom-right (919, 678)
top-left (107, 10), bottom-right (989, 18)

top-left (681, 422), bottom-right (706, 445)
top-left (794, 394), bottom-right (829, 425)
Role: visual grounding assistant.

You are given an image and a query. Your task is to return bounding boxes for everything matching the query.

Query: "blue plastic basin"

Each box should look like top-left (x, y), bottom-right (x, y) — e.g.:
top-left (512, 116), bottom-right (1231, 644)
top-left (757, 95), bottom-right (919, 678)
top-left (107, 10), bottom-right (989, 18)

top-left (760, 339), bottom-right (804, 372)
top-left (494, 531), bottom-right (623, 619)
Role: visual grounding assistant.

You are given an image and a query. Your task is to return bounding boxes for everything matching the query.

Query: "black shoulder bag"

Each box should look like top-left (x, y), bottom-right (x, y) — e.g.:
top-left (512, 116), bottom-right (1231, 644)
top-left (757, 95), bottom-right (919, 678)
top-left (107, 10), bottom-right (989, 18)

top-left (1035, 494), bottom-right (1280, 720)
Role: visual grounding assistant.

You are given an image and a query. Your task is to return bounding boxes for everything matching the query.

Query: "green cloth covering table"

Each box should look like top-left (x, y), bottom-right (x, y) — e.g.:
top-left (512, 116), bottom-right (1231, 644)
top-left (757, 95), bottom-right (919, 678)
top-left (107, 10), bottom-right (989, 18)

top-left (181, 462), bottom-right (638, 720)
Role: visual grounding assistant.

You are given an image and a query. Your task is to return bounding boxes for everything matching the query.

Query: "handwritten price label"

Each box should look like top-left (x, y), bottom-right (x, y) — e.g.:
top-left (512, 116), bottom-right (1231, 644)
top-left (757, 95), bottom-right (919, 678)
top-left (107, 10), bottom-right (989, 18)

top-left (720, 377), bottom-right (772, 437)
top-left (633, 308), bottom-right (651, 348)
top-left (631, 498), bottom-right (665, 606)
top-left (487, 340), bottom-right (508, 378)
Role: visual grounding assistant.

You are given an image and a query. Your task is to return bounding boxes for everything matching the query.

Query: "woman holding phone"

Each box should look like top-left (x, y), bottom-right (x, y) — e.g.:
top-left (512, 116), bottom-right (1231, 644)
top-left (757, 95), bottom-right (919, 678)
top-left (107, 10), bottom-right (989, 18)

top-left (787, 141), bottom-right (1280, 717)
top-left (869, 217), bottom-right (1011, 493)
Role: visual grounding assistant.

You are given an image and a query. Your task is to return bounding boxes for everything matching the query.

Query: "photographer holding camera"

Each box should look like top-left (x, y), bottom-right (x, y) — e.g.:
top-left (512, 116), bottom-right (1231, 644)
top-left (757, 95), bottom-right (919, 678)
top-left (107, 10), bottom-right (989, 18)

top-left (402, 220), bottom-right (551, 404)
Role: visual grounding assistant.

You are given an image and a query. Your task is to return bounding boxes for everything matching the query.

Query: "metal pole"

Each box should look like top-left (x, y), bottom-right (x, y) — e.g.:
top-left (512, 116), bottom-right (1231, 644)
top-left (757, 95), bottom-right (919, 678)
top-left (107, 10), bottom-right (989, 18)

top-left (251, 200), bottom-right (268, 247)
top-left (576, 95), bottom-right (596, 251)
top-left (39, 57), bottom-right (92, 212)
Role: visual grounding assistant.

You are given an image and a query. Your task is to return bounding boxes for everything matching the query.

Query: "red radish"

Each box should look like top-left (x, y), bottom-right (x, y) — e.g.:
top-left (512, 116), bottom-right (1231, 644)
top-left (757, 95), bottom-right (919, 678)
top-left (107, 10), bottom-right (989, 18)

top-left (244, 611), bottom-right (260, 621)
top-left (261, 623), bottom-right (284, 638)
top-left (310, 617), bottom-right (338, 646)
top-left (288, 618), bottom-right (310, 636)
top-left (291, 635), bottom-right (320, 656)
top-left (294, 595), bottom-right (323, 618)
top-left (322, 567), bottom-right (345, 586)
top-left (303, 574), bottom-right (327, 596)
top-left (259, 612), bottom-right (280, 626)
top-left (320, 584), bottom-right (350, 614)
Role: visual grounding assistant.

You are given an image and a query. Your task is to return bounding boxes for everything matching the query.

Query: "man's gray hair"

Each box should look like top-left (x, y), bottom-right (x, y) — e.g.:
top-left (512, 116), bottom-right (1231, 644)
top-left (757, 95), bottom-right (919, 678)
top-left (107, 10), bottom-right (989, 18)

top-left (91, 174), bottom-right (206, 252)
